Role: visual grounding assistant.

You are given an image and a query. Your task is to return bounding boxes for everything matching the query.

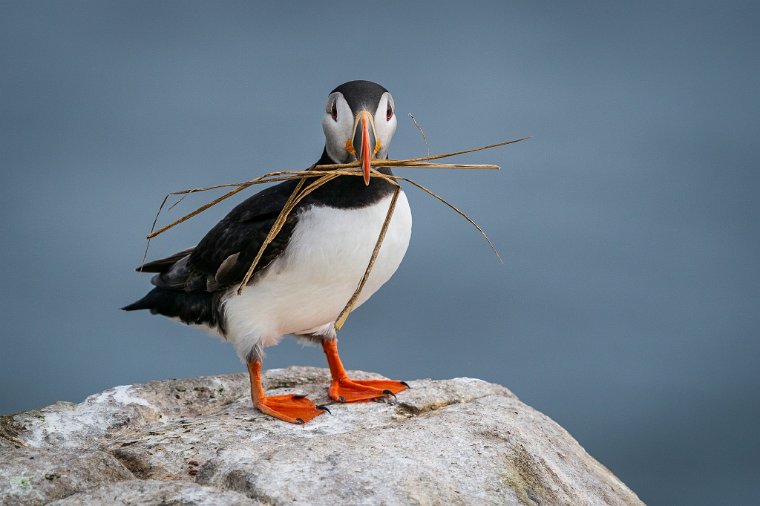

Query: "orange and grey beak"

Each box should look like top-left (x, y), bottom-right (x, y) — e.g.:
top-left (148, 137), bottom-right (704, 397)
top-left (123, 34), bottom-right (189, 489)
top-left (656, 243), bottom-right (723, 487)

top-left (352, 111), bottom-right (377, 186)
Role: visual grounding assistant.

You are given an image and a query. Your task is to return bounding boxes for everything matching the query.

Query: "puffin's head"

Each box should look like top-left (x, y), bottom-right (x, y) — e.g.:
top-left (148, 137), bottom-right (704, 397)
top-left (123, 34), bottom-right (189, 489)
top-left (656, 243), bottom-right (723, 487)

top-left (322, 80), bottom-right (397, 186)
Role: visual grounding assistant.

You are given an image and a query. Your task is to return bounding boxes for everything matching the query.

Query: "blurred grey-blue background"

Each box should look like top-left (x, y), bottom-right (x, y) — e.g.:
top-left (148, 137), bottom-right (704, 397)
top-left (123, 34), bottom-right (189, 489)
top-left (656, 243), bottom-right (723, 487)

top-left (1, 1), bottom-right (758, 503)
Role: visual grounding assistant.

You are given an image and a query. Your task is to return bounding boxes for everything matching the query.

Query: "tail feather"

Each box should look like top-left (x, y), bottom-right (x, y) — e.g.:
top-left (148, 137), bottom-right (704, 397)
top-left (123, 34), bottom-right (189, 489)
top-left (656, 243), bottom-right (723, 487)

top-left (122, 287), bottom-right (219, 328)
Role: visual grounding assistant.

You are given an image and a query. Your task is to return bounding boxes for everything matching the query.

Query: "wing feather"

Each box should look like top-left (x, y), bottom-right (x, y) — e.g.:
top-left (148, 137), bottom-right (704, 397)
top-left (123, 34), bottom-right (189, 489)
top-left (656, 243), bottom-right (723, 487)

top-left (138, 179), bottom-right (301, 294)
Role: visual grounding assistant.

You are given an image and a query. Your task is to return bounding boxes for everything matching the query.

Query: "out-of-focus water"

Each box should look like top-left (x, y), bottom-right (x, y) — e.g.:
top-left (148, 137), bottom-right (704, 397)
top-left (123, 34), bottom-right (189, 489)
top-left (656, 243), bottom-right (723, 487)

top-left (1, 2), bottom-right (758, 504)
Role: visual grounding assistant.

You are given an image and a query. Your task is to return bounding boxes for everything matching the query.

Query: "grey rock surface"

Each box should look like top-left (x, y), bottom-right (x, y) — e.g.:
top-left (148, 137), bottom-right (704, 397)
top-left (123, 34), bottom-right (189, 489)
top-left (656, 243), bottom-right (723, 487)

top-left (0, 367), bottom-right (642, 505)
top-left (49, 480), bottom-right (260, 505)
top-left (0, 446), bottom-right (132, 505)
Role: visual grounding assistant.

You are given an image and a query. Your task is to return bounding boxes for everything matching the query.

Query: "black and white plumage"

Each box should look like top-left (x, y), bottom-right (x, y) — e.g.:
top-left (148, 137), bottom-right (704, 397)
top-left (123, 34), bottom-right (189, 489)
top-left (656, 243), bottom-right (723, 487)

top-left (124, 81), bottom-right (411, 366)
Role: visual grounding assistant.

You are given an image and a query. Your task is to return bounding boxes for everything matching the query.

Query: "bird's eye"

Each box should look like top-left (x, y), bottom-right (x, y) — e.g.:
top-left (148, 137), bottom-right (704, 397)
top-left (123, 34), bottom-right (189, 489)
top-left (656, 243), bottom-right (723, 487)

top-left (386, 103), bottom-right (393, 121)
top-left (330, 101), bottom-right (338, 121)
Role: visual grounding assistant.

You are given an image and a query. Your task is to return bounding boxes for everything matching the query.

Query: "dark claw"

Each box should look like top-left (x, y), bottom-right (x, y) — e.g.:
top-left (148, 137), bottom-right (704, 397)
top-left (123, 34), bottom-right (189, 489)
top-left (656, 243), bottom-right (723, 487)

top-left (292, 394), bottom-right (307, 400)
top-left (317, 405), bottom-right (332, 415)
top-left (338, 395), bottom-right (346, 402)
top-left (382, 389), bottom-right (397, 400)
top-left (295, 417), bottom-right (305, 424)
top-left (400, 381), bottom-right (410, 388)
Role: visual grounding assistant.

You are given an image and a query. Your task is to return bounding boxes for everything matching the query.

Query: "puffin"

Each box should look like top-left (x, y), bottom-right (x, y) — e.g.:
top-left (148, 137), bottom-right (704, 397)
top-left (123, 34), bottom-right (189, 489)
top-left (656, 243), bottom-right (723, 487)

top-left (124, 80), bottom-right (411, 424)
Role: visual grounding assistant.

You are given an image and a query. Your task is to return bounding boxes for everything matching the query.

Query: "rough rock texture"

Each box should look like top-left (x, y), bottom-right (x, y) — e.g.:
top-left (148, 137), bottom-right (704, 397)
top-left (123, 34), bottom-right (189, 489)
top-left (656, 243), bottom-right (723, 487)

top-left (49, 480), bottom-right (259, 505)
top-left (1, 367), bottom-right (642, 505)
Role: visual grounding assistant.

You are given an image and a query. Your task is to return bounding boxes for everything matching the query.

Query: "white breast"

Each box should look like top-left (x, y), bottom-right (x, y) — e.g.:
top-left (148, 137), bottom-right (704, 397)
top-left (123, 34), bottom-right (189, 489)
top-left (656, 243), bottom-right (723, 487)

top-left (222, 191), bottom-right (412, 360)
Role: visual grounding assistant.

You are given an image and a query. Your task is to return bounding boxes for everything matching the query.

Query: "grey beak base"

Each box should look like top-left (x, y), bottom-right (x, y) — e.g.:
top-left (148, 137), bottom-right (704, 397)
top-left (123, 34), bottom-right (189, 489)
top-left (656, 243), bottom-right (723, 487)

top-left (352, 114), bottom-right (377, 160)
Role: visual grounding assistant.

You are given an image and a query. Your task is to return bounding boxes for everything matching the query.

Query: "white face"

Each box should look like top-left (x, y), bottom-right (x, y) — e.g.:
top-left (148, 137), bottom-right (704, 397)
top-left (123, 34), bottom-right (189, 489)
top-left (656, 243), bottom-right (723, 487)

top-left (322, 91), bottom-right (397, 163)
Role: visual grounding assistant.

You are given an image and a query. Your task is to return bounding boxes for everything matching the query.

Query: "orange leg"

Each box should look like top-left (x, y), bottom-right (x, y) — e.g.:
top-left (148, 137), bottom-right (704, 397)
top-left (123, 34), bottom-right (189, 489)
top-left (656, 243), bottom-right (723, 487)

top-left (322, 339), bottom-right (408, 402)
top-left (247, 360), bottom-right (327, 424)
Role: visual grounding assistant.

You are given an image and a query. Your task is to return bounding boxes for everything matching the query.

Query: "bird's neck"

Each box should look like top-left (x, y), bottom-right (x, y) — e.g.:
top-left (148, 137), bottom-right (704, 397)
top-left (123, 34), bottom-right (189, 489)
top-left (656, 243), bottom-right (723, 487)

top-left (300, 148), bottom-right (396, 209)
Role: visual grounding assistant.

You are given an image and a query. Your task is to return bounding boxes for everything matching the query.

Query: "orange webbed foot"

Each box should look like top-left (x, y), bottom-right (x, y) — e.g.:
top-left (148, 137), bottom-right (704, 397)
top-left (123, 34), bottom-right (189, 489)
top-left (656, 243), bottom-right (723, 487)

top-left (255, 394), bottom-right (329, 424)
top-left (248, 360), bottom-right (327, 424)
top-left (329, 377), bottom-right (409, 403)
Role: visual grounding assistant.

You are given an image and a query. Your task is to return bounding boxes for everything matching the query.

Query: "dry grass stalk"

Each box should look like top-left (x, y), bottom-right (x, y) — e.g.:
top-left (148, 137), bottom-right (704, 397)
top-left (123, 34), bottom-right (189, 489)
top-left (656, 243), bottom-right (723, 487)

top-left (310, 137), bottom-right (528, 170)
top-left (142, 137), bottom-right (528, 329)
top-left (408, 113), bottom-right (430, 157)
top-left (335, 180), bottom-right (401, 330)
top-left (237, 173), bottom-right (342, 293)
top-left (387, 175), bottom-right (503, 263)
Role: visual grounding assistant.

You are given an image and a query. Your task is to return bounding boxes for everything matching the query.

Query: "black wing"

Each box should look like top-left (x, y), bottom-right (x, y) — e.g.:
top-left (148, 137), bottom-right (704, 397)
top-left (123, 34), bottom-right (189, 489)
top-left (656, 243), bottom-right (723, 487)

top-left (158, 178), bottom-right (301, 293)
top-left (137, 247), bottom-right (195, 273)
top-left (123, 179), bottom-right (301, 326)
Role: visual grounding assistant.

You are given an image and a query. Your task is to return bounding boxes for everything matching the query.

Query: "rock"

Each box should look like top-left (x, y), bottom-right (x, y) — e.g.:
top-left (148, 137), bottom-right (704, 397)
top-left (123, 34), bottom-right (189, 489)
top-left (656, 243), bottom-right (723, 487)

top-left (48, 480), bottom-right (259, 505)
top-left (0, 367), bottom-right (642, 505)
top-left (0, 446), bottom-right (132, 505)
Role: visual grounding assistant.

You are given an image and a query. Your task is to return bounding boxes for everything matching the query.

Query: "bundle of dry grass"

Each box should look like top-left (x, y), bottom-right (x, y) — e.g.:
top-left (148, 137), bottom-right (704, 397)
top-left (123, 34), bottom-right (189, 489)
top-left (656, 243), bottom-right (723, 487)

top-left (143, 136), bottom-right (528, 330)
